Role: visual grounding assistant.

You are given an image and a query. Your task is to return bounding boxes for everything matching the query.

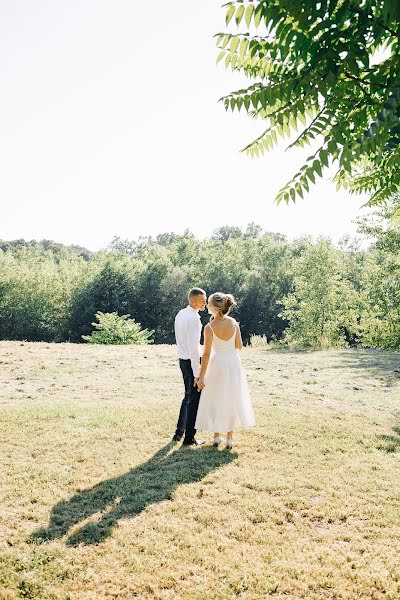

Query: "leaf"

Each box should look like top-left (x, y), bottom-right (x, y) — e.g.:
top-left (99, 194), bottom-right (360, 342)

top-left (306, 167), bottom-right (316, 184)
top-left (346, 57), bottom-right (360, 77)
top-left (295, 182), bottom-right (304, 199)
top-left (245, 4), bottom-right (254, 27)
top-left (254, 3), bottom-right (263, 27)
top-left (230, 36), bottom-right (240, 53)
top-left (319, 149), bottom-right (329, 168)
top-left (222, 34), bottom-right (231, 49)
top-left (298, 112), bottom-right (306, 126)
top-left (239, 37), bottom-right (249, 59)
top-left (251, 93), bottom-right (258, 109)
top-left (216, 50), bottom-right (226, 64)
top-left (226, 3), bottom-right (235, 26)
top-left (235, 4), bottom-right (245, 26)
top-left (313, 160), bottom-right (323, 178)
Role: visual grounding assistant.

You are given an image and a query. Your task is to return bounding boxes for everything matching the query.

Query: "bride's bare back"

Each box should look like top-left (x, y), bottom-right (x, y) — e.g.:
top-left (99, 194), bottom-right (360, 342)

top-left (208, 316), bottom-right (243, 349)
top-left (209, 316), bottom-right (236, 340)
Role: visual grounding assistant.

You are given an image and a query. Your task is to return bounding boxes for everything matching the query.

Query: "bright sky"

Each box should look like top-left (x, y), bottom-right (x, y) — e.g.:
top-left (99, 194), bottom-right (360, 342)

top-left (0, 0), bottom-right (371, 251)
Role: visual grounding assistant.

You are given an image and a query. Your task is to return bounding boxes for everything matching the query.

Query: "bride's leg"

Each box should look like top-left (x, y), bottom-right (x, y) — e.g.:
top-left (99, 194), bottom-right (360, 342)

top-left (213, 432), bottom-right (222, 445)
top-left (226, 431), bottom-right (233, 448)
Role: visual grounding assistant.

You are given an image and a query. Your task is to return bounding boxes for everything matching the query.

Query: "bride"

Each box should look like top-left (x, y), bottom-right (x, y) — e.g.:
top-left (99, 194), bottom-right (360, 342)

top-left (195, 292), bottom-right (255, 448)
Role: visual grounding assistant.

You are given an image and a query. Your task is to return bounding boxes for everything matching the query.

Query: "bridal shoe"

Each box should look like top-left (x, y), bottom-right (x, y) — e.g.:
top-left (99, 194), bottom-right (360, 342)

top-left (213, 436), bottom-right (222, 446)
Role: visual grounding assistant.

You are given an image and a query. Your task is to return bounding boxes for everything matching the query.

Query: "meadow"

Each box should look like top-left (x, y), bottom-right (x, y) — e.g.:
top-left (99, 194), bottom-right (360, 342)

top-left (0, 341), bottom-right (399, 599)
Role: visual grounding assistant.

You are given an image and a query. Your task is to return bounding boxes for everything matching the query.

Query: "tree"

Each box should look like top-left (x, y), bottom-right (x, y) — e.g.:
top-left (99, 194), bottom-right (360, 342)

top-left (244, 222), bottom-right (263, 238)
top-left (217, 0), bottom-right (400, 211)
top-left (0, 246), bottom-right (87, 342)
top-left (68, 259), bottom-right (137, 343)
top-left (279, 239), bottom-right (359, 348)
top-left (356, 198), bottom-right (400, 348)
top-left (211, 225), bottom-right (243, 241)
top-left (237, 234), bottom-right (292, 342)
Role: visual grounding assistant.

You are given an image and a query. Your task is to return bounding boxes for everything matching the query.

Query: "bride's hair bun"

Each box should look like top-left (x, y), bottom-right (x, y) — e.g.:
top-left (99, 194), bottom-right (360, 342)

top-left (208, 292), bottom-right (237, 316)
top-left (222, 293), bottom-right (236, 315)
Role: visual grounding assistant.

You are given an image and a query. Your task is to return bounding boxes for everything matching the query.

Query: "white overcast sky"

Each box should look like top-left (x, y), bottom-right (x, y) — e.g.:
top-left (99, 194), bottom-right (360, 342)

top-left (0, 0), bottom-right (372, 251)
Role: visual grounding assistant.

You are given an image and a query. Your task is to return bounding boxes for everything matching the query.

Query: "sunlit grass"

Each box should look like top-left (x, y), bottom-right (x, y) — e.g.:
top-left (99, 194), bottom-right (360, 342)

top-left (0, 341), bottom-right (399, 599)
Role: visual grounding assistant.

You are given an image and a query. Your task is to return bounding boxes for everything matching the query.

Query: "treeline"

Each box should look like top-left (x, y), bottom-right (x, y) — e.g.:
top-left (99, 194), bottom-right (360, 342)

top-left (0, 207), bottom-right (399, 349)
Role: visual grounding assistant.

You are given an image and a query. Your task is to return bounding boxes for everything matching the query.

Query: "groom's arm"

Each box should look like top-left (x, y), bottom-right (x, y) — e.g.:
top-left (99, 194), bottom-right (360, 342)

top-left (187, 319), bottom-right (201, 379)
top-left (198, 325), bottom-right (212, 384)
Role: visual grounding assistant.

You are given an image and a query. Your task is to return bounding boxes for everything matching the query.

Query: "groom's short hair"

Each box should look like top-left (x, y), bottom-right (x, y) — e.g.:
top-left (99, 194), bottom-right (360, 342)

top-left (188, 287), bottom-right (206, 300)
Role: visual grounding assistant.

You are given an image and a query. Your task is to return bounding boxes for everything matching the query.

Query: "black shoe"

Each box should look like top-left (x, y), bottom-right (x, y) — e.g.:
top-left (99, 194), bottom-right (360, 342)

top-left (172, 434), bottom-right (183, 442)
top-left (182, 438), bottom-right (205, 446)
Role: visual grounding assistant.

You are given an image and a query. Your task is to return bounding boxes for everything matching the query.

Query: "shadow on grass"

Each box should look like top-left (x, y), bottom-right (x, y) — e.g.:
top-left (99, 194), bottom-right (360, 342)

top-left (29, 443), bottom-right (237, 546)
top-left (376, 426), bottom-right (400, 453)
top-left (255, 347), bottom-right (400, 385)
top-left (334, 350), bottom-right (400, 387)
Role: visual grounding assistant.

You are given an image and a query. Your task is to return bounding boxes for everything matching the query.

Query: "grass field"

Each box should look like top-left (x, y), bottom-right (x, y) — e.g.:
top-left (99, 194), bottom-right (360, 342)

top-left (0, 341), bottom-right (399, 599)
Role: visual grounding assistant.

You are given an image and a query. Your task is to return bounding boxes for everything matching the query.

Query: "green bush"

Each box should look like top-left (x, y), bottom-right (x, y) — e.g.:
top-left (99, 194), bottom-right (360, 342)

top-left (82, 311), bottom-right (154, 345)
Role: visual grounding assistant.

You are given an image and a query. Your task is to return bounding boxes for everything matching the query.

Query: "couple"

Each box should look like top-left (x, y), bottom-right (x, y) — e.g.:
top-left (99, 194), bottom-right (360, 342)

top-left (172, 287), bottom-right (255, 449)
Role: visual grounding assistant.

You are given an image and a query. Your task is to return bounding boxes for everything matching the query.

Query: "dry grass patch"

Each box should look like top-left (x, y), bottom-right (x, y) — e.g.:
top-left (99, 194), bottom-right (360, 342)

top-left (0, 341), bottom-right (399, 599)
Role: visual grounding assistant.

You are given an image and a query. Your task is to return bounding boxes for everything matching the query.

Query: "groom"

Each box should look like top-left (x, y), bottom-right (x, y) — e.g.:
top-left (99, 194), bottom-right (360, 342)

top-left (172, 287), bottom-right (207, 446)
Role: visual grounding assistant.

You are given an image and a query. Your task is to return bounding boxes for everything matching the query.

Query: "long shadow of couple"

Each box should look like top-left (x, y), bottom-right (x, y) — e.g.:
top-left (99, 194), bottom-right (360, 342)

top-left (30, 443), bottom-right (237, 546)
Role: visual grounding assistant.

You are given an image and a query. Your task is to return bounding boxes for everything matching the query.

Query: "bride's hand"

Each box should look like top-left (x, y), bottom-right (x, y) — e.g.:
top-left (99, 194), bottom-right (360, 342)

top-left (196, 376), bottom-right (205, 391)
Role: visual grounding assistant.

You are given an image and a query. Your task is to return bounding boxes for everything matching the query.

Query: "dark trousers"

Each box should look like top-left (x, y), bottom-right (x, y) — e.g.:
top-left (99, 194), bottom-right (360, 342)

top-left (175, 359), bottom-right (201, 441)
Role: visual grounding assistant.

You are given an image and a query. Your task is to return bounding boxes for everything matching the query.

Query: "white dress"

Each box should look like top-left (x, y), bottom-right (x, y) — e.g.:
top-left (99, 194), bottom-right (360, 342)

top-left (195, 321), bottom-right (256, 432)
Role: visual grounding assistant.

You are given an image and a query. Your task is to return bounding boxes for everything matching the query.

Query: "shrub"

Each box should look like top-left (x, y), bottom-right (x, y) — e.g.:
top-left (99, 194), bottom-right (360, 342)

top-left (249, 334), bottom-right (270, 348)
top-left (82, 311), bottom-right (154, 345)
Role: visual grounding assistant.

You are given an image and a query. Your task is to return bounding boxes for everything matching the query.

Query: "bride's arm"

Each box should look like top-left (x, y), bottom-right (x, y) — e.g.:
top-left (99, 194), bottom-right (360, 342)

top-left (197, 325), bottom-right (213, 389)
top-left (235, 321), bottom-right (243, 350)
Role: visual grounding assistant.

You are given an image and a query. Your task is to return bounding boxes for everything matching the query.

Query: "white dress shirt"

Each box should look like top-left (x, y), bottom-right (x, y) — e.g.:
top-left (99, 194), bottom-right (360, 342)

top-left (174, 306), bottom-right (202, 378)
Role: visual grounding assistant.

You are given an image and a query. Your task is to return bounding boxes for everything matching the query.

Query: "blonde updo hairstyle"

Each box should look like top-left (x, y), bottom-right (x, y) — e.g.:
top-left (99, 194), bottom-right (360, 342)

top-left (208, 292), bottom-right (237, 318)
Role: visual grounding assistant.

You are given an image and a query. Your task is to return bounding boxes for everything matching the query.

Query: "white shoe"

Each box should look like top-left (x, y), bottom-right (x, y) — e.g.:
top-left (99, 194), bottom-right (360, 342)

top-left (226, 438), bottom-right (233, 449)
top-left (213, 436), bottom-right (222, 446)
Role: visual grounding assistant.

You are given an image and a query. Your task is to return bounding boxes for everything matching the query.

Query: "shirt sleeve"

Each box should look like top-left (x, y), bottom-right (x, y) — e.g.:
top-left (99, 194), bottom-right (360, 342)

top-left (187, 318), bottom-right (201, 378)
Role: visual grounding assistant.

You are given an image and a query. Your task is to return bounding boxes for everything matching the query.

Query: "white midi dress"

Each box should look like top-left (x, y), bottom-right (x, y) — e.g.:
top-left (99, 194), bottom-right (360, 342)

top-left (195, 322), bottom-right (255, 432)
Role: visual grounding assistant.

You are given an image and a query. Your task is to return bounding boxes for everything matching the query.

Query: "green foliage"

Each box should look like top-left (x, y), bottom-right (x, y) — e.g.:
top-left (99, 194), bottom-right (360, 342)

top-left (82, 311), bottom-right (154, 345)
top-left (279, 239), bottom-right (360, 349)
top-left (0, 220), bottom-right (399, 350)
top-left (217, 0), bottom-right (400, 207)
top-left (0, 237), bottom-right (93, 260)
top-left (68, 259), bottom-right (137, 343)
top-left (0, 246), bottom-right (85, 342)
top-left (356, 199), bottom-right (400, 348)
top-left (358, 258), bottom-right (400, 349)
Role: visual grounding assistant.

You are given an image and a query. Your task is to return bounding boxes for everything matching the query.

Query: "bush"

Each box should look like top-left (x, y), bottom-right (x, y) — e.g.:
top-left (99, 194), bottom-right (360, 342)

top-left (249, 334), bottom-right (270, 348)
top-left (82, 311), bottom-right (154, 345)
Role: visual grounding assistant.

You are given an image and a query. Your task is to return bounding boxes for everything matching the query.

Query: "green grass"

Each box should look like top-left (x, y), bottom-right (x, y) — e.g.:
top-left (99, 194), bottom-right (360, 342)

top-left (0, 341), bottom-right (399, 599)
